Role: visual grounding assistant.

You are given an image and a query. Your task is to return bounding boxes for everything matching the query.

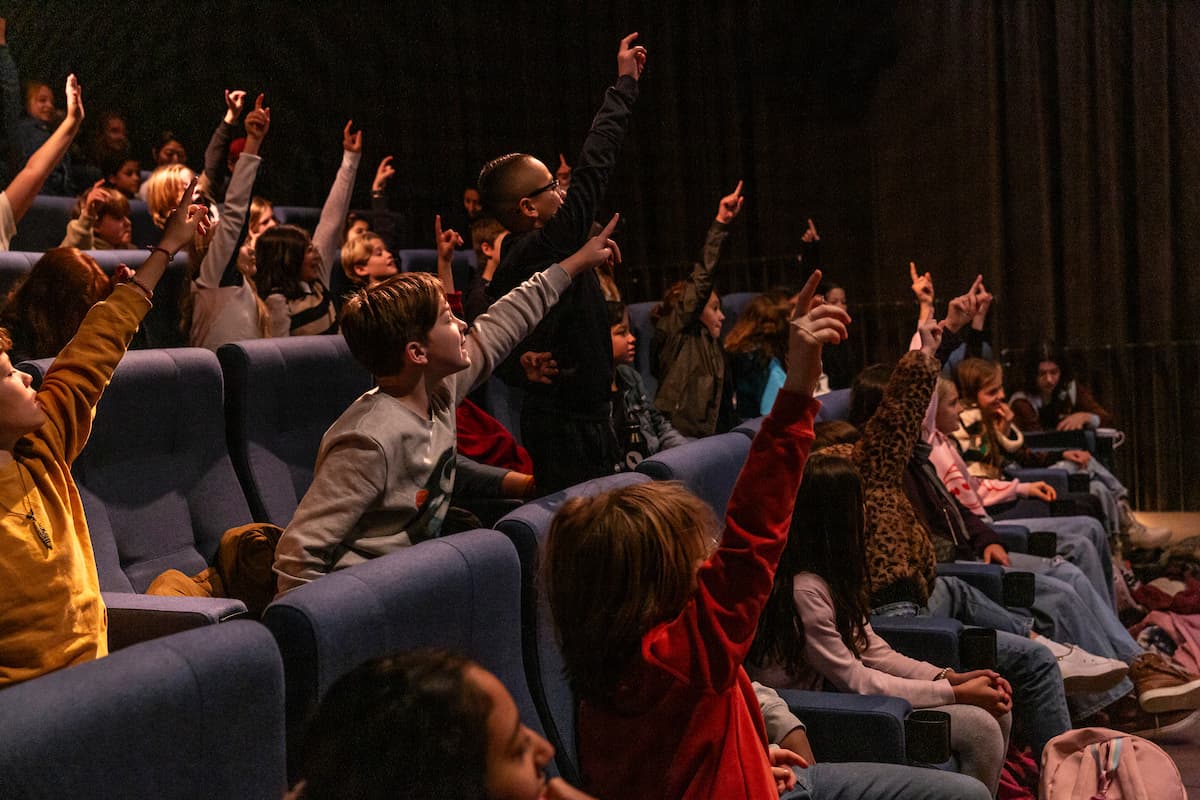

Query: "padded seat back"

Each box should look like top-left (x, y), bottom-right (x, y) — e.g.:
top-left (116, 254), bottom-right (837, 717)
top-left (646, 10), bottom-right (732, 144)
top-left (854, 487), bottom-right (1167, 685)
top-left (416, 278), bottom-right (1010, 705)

top-left (815, 387), bottom-right (852, 422)
top-left (0, 620), bottom-right (286, 800)
top-left (21, 348), bottom-right (252, 592)
top-left (397, 248), bottom-right (477, 294)
top-left (635, 431), bottom-right (752, 517)
top-left (263, 529), bottom-right (543, 774)
top-left (218, 336), bottom-right (373, 526)
top-left (626, 300), bottom-right (659, 398)
top-left (495, 472), bottom-right (652, 781)
top-left (0, 250), bottom-right (35, 297)
top-left (9, 195), bottom-right (76, 251)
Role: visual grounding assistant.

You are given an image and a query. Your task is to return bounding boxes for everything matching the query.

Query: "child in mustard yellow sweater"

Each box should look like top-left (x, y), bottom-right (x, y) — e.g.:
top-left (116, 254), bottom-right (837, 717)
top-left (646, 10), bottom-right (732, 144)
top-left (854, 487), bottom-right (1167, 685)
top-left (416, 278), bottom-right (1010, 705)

top-left (0, 178), bottom-right (210, 685)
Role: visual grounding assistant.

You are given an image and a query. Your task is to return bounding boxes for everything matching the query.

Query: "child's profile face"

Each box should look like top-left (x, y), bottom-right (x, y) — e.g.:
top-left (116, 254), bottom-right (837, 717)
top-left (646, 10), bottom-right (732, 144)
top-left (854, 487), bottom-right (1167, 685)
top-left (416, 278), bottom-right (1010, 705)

top-left (103, 117), bottom-right (129, 151)
top-left (250, 205), bottom-right (277, 238)
top-left (0, 353), bottom-right (48, 445)
top-left (1036, 360), bottom-right (1061, 396)
top-left (346, 218), bottom-right (370, 241)
top-left (364, 238), bottom-right (397, 284)
top-left (468, 666), bottom-right (556, 800)
top-left (27, 85), bottom-right (55, 123)
top-left (110, 160), bottom-right (141, 196)
top-left (95, 213), bottom-right (132, 248)
top-left (423, 297), bottom-right (470, 376)
top-left (699, 292), bottom-right (724, 339)
top-left (935, 384), bottom-right (963, 435)
top-left (301, 242), bottom-right (323, 284)
top-left (610, 311), bottom-right (636, 366)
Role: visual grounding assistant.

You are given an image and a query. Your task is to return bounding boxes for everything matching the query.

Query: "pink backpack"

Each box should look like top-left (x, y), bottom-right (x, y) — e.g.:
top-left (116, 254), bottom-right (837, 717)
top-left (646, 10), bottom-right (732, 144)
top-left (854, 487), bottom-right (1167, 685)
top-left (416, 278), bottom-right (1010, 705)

top-left (1039, 727), bottom-right (1185, 799)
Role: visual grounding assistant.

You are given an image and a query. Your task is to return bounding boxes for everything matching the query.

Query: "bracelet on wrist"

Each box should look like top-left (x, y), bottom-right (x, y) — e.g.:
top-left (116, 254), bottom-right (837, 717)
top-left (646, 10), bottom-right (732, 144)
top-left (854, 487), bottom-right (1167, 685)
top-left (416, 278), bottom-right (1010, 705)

top-left (123, 274), bottom-right (154, 300)
top-left (147, 245), bottom-right (174, 260)
top-left (934, 667), bottom-right (951, 682)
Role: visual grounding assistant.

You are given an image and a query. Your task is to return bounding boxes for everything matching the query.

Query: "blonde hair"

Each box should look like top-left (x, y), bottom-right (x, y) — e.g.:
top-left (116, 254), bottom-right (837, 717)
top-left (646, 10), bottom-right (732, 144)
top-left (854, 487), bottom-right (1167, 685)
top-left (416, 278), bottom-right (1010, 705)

top-left (544, 481), bottom-right (716, 702)
top-left (340, 232), bottom-right (382, 284)
top-left (143, 164), bottom-right (195, 228)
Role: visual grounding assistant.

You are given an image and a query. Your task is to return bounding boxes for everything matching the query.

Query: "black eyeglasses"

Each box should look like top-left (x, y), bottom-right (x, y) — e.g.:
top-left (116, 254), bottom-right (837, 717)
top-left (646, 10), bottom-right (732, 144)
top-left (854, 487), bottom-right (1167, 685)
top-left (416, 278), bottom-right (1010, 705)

top-left (523, 178), bottom-right (560, 199)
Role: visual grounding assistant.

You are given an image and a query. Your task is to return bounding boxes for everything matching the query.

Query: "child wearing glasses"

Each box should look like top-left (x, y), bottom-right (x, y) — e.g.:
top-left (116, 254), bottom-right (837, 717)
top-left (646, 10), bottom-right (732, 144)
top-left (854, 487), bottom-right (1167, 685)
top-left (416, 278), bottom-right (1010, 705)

top-left (478, 33), bottom-right (646, 494)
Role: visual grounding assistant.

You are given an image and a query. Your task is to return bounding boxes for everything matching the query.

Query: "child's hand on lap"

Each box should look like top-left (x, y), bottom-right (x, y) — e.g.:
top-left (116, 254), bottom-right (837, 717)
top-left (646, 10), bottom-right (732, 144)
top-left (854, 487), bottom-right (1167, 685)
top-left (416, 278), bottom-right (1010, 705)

top-left (768, 745), bottom-right (807, 794)
top-left (783, 269), bottom-right (851, 396)
top-left (559, 213), bottom-right (621, 278)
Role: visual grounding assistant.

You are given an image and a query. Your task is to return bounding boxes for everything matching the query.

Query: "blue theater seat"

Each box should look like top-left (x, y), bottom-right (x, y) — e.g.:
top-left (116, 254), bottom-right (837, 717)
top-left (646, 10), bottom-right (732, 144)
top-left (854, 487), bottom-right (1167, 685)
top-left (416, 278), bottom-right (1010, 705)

top-left (218, 336), bottom-right (373, 527)
top-left (263, 529), bottom-right (545, 778)
top-left (0, 621), bottom-right (286, 799)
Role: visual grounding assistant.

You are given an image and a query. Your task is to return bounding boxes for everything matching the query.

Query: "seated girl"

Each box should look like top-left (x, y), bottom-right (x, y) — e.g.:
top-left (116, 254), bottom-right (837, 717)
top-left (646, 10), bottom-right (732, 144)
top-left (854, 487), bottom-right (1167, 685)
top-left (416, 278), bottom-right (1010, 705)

top-left (255, 121), bottom-right (362, 337)
top-left (748, 451), bottom-right (1012, 795)
top-left (650, 182), bottom-right (743, 437)
top-left (724, 289), bottom-right (792, 416)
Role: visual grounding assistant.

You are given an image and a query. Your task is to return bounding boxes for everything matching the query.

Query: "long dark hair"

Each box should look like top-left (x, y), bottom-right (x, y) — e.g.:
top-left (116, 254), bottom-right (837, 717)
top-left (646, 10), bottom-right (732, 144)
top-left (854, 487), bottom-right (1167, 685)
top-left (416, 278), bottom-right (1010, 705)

top-left (748, 452), bottom-right (871, 677)
top-left (0, 248), bottom-right (110, 360)
top-left (255, 224), bottom-right (312, 300)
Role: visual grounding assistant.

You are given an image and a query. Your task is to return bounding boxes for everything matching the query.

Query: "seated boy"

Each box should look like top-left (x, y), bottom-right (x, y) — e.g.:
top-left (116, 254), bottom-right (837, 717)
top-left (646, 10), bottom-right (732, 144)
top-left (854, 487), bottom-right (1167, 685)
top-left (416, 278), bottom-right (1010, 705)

top-left (272, 218), bottom-right (620, 593)
top-left (608, 301), bottom-right (687, 470)
top-left (463, 214), bottom-right (506, 323)
top-left (339, 231), bottom-right (397, 290)
top-left (0, 181), bottom-right (209, 685)
top-left (61, 180), bottom-right (133, 249)
top-left (479, 33), bottom-right (646, 494)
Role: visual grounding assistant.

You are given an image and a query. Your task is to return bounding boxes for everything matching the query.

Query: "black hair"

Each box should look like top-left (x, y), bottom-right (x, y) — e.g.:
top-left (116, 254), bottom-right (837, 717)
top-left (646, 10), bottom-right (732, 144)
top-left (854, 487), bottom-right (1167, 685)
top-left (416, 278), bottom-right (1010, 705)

top-left (606, 300), bottom-right (628, 328)
top-left (295, 650), bottom-right (491, 800)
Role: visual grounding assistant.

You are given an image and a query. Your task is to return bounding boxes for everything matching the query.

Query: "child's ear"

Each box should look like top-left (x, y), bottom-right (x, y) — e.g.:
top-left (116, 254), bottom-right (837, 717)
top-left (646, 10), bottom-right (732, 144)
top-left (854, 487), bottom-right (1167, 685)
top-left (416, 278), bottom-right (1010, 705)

top-left (405, 340), bottom-right (427, 366)
top-left (480, 240), bottom-right (495, 260)
top-left (353, 262), bottom-right (370, 278)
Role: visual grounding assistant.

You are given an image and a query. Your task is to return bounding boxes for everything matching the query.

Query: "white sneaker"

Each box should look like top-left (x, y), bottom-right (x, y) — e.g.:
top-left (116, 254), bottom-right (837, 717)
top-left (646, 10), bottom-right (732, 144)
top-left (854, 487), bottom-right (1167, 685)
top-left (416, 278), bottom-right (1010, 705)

top-left (1036, 637), bottom-right (1129, 693)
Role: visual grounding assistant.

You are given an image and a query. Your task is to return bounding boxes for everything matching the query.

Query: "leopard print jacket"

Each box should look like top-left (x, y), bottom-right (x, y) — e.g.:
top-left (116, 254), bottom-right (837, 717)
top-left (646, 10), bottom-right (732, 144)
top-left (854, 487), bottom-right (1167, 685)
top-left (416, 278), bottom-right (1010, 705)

top-left (824, 350), bottom-right (941, 607)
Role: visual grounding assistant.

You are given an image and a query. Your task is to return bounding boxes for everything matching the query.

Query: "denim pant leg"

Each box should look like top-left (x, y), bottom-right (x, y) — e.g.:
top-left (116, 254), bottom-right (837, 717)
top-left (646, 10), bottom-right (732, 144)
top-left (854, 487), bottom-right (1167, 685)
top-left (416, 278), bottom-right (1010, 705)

top-left (782, 762), bottom-right (991, 800)
top-left (1005, 515), bottom-right (1113, 606)
top-left (994, 630), bottom-right (1072, 758)
top-left (1007, 552), bottom-right (1142, 662)
top-left (927, 576), bottom-right (1033, 635)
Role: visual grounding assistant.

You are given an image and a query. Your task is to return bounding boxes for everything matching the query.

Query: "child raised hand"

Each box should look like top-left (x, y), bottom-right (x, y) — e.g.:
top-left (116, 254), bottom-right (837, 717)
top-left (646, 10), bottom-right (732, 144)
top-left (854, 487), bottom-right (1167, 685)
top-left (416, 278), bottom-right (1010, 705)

top-left (715, 180), bottom-right (745, 224)
top-left (617, 32), bottom-right (648, 80)
top-left (783, 269), bottom-right (851, 397)
top-left (342, 120), bottom-right (363, 153)
top-left (223, 89), bottom-right (246, 125)
top-left (373, 155), bottom-right (395, 194)
top-left (910, 261), bottom-right (934, 321)
top-left (434, 213), bottom-right (463, 296)
top-left (559, 213), bottom-right (620, 278)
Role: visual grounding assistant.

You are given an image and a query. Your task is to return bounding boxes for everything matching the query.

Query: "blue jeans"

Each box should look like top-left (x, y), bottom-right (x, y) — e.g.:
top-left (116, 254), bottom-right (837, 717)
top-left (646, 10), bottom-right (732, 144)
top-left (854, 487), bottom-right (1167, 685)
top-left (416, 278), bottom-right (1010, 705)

top-left (781, 762), bottom-right (991, 800)
top-left (1003, 515), bottom-right (1113, 607)
top-left (874, 582), bottom-right (1071, 758)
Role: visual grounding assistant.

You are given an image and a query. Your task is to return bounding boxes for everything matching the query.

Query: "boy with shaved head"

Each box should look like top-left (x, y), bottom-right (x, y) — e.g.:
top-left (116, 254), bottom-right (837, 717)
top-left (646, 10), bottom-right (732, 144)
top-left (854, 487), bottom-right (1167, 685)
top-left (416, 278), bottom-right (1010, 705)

top-left (479, 33), bottom-right (646, 494)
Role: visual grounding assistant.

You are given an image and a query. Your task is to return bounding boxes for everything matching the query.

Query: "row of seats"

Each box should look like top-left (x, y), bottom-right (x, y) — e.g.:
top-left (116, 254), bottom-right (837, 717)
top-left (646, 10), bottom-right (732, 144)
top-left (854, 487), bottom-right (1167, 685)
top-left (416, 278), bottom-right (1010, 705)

top-left (0, 408), bottom-right (976, 797)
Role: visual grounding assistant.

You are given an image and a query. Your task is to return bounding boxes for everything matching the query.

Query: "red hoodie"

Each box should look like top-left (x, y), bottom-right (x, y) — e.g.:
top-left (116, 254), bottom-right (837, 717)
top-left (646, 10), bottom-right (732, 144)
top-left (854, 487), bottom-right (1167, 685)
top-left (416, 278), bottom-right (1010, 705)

top-left (579, 390), bottom-right (818, 799)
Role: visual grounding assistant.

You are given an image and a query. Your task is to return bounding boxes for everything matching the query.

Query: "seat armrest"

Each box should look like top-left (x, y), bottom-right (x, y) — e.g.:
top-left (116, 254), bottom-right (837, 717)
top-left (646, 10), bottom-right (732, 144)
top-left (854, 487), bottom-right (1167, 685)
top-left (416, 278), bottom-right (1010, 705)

top-left (871, 615), bottom-right (963, 669)
top-left (103, 592), bottom-right (247, 650)
top-left (1004, 467), bottom-right (1069, 495)
top-left (936, 562), bottom-right (1005, 604)
top-left (777, 689), bottom-right (911, 764)
top-left (992, 523), bottom-right (1030, 554)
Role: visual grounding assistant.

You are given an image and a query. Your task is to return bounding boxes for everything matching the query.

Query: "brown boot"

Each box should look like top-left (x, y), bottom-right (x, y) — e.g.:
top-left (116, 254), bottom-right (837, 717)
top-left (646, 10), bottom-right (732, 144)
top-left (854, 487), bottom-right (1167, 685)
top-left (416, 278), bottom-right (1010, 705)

top-left (1131, 652), bottom-right (1200, 713)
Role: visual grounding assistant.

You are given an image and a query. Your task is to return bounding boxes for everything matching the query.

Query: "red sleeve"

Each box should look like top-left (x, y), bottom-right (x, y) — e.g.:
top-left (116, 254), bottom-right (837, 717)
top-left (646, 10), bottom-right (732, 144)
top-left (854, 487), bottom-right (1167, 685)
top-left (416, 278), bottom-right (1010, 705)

top-left (642, 390), bottom-right (819, 691)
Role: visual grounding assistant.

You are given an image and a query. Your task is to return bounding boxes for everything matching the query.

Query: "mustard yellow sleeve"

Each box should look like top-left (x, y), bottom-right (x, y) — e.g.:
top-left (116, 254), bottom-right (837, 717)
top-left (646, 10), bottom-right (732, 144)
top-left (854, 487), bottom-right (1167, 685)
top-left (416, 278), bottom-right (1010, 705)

top-left (34, 284), bottom-right (150, 464)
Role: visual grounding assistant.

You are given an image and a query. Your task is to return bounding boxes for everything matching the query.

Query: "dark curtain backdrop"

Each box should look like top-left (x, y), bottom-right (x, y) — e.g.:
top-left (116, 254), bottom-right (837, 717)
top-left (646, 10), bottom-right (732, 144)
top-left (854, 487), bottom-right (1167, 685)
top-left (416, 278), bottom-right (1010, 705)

top-left (7, 1), bottom-right (1197, 507)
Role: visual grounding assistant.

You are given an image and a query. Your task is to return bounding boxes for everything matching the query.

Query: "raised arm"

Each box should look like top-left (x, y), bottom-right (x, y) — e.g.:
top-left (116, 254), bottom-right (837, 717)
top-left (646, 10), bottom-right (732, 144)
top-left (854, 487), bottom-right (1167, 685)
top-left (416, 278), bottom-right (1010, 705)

top-left (667, 182), bottom-right (743, 330)
top-left (5, 73), bottom-right (82, 223)
top-left (197, 94), bottom-right (268, 288)
top-left (200, 89), bottom-right (244, 200)
top-left (311, 120), bottom-right (362, 287)
top-left (36, 179), bottom-right (209, 462)
top-left (369, 155), bottom-right (397, 248)
top-left (59, 180), bottom-right (108, 249)
top-left (537, 33), bottom-right (644, 255)
top-left (645, 272), bottom-right (850, 690)
top-left (454, 215), bottom-right (621, 402)
top-left (433, 213), bottom-right (463, 295)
